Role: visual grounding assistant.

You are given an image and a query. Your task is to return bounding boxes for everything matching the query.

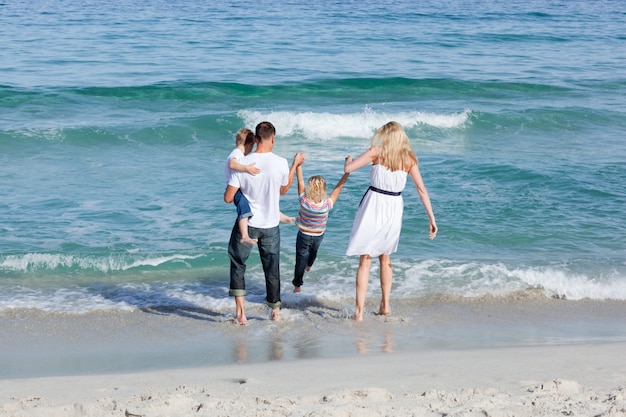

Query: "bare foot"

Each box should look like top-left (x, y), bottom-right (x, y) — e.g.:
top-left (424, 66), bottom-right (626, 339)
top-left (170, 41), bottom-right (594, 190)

top-left (305, 265), bottom-right (311, 272)
top-left (271, 308), bottom-right (281, 321)
top-left (352, 309), bottom-right (363, 321)
top-left (240, 236), bottom-right (258, 245)
top-left (377, 302), bottom-right (390, 316)
top-left (293, 286), bottom-right (301, 293)
top-left (280, 214), bottom-right (295, 224)
top-left (236, 313), bottom-right (247, 325)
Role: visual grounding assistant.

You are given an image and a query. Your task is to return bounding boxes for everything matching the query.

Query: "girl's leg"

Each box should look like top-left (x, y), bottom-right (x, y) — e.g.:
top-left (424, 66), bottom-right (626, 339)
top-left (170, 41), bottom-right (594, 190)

top-left (354, 255), bottom-right (372, 321)
top-left (293, 232), bottom-right (308, 292)
top-left (378, 254), bottom-right (392, 315)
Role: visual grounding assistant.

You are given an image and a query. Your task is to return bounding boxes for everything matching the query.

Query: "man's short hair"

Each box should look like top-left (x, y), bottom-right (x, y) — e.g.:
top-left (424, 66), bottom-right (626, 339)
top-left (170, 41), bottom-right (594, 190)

top-left (255, 121), bottom-right (276, 141)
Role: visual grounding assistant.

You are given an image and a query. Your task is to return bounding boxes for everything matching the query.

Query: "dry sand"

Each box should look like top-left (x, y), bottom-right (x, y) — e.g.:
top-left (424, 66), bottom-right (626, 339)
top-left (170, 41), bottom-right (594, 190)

top-left (1, 343), bottom-right (626, 416)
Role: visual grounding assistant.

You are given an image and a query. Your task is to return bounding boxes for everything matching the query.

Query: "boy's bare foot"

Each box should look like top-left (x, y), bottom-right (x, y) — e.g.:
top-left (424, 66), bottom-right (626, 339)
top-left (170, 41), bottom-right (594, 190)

top-left (280, 214), bottom-right (295, 224)
top-left (240, 237), bottom-right (258, 245)
top-left (271, 308), bottom-right (281, 321)
top-left (236, 313), bottom-right (247, 325)
top-left (293, 286), bottom-right (301, 293)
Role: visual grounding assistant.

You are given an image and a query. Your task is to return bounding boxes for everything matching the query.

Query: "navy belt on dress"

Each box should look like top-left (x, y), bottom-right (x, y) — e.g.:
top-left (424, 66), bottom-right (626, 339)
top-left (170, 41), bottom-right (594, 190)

top-left (359, 185), bottom-right (402, 207)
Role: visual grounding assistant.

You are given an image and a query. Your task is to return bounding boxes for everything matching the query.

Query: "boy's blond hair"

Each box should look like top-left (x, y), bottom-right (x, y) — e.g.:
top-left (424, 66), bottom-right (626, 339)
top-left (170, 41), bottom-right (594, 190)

top-left (371, 121), bottom-right (418, 171)
top-left (235, 128), bottom-right (254, 146)
top-left (306, 175), bottom-right (327, 203)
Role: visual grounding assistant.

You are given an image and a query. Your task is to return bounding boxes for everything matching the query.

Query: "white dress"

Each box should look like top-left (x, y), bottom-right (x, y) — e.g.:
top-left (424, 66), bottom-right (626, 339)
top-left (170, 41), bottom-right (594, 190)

top-left (346, 164), bottom-right (407, 257)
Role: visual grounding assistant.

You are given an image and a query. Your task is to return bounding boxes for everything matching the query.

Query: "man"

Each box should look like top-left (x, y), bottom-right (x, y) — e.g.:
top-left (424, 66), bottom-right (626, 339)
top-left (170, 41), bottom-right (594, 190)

top-left (224, 121), bottom-right (304, 323)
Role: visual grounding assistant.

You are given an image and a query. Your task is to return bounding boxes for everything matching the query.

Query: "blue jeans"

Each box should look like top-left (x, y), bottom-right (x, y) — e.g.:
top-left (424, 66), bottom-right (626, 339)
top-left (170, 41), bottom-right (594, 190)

top-left (292, 230), bottom-right (324, 288)
top-left (233, 190), bottom-right (252, 221)
top-left (228, 222), bottom-right (281, 309)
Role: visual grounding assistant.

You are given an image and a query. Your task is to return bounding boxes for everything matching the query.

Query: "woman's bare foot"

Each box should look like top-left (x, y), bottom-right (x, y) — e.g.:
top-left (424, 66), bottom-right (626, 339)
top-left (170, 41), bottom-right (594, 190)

top-left (293, 286), bottom-right (301, 293)
top-left (377, 301), bottom-right (390, 316)
top-left (352, 309), bottom-right (363, 321)
top-left (240, 236), bottom-right (258, 245)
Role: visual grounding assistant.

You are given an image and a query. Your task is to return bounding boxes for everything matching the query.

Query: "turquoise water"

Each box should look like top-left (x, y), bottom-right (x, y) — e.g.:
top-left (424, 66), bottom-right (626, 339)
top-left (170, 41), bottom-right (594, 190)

top-left (1, 0), bottom-right (625, 314)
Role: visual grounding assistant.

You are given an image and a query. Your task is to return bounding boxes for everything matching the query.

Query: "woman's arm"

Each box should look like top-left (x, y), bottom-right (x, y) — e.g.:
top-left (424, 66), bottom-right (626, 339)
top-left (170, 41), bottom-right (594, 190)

top-left (344, 146), bottom-right (379, 173)
top-left (408, 164), bottom-right (438, 240)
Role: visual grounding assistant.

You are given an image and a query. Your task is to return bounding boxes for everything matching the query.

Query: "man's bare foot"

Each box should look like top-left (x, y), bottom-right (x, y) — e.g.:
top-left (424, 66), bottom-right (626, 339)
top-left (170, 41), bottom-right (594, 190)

top-left (293, 286), bottom-right (301, 293)
top-left (240, 236), bottom-right (258, 245)
top-left (236, 313), bottom-right (247, 325)
top-left (271, 308), bottom-right (281, 321)
top-left (305, 265), bottom-right (311, 272)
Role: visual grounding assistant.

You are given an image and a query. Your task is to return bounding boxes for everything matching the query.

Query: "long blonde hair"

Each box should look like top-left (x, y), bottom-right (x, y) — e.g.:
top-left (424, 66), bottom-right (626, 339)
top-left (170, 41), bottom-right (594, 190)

top-left (371, 121), bottom-right (417, 172)
top-left (306, 175), bottom-right (327, 203)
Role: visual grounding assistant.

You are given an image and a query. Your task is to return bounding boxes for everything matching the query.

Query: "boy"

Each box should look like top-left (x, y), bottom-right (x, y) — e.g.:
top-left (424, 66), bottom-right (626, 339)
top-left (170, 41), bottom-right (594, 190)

top-left (224, 128), bottom-right (260, 245)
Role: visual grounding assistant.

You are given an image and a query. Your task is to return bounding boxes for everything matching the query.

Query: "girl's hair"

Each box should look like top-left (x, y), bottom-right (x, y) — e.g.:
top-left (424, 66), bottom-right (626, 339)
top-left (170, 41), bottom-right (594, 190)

top-left (371, 121), bottom-right (418, 171)
top-left (306, 175), bottom-right (327, 203)
top-left (235, 128), bottom-right (254, 146)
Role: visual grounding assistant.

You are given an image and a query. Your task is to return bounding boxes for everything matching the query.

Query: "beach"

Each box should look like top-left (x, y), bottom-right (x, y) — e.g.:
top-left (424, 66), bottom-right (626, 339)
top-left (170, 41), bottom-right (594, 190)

top-left (2, 297), bottom-right (625, 416)
top-left (2, 0), bottom-right (626, 415)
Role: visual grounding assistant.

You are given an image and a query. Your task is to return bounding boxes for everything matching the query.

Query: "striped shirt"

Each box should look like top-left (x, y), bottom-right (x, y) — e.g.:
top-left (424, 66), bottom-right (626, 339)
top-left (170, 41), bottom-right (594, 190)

top-left (295, 193), bottom-right (334, 235)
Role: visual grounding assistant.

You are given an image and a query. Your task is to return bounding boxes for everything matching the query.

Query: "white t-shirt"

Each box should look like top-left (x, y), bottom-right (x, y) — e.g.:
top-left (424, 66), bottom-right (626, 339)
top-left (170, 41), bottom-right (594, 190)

top-left (229, 152), bottom-right (289, 228)
top-left (224, 148), bottom-right (244, 183)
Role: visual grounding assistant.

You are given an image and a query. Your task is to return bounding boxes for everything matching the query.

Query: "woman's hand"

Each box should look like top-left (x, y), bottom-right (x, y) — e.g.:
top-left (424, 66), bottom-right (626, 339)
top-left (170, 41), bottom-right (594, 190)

top-left (429, 221), bottom-right (438, 240)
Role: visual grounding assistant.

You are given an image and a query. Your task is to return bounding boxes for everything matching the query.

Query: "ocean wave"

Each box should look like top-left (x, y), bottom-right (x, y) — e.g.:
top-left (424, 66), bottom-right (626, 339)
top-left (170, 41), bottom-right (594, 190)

top-left (238, 108), bottom-right (471, 141)
top-left (1, 259), bottom-right (624, 314)
top-left (0, 253), bottom-right (203, 274)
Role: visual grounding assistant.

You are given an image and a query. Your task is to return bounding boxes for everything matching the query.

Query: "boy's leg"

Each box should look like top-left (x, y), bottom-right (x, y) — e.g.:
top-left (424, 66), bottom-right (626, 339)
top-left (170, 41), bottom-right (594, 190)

top-left (238, 217), bottom-right (257, 245)
top-left (234, 190), bottom-right (256, 245)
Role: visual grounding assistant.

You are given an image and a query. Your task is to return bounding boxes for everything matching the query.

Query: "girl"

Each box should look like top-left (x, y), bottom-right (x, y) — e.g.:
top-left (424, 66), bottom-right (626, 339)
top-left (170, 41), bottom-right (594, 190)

top-left (292, 164), bottom-right (349, 293)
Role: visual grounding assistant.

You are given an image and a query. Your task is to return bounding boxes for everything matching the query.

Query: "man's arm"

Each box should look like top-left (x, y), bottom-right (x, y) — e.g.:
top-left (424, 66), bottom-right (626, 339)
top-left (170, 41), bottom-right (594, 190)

top-left (280, 153), bottom-right (305, 195)
top-left (224, 185), bottom-right (238, 203)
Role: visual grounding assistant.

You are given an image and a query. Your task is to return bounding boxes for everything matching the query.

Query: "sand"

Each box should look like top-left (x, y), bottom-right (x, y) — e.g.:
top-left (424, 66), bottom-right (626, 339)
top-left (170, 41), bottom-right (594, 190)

top-left (1, 298), bottom-right (626, 416)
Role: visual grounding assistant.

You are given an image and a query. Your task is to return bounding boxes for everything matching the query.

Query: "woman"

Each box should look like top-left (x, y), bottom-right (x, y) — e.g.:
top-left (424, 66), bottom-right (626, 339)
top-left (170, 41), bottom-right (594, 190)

top-left (344, 121), bottom-right (437, 321)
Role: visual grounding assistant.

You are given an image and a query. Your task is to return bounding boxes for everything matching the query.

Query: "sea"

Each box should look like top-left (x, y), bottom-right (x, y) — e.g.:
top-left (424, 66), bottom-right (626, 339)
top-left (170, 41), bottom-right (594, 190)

top-left (1, 1), bottom-right (625, 325)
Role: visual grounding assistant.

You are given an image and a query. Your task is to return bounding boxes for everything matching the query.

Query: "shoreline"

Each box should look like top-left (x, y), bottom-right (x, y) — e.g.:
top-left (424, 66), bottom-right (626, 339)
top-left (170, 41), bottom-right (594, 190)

top-left (2, 297), bottom-right (626, 379)
top-left (2, 342), bottom-right (625, 416)
top-left (2, 297), bottom-right (626, 415)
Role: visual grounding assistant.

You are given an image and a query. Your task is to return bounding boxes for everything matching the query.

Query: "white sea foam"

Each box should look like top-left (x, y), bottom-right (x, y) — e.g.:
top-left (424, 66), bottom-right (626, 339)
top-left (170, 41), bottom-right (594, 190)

top-left (1, 258), bottom-right (625, 314)
top-left (238, 109), bottom-right (470, 141)
top-left (0, 253), bottom-right (202, 273)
